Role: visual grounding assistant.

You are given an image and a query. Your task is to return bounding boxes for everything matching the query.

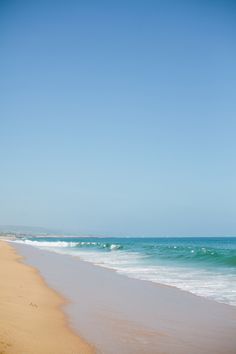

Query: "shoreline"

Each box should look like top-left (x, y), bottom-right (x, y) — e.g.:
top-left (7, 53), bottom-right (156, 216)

top-left (6, 237), bottom-right (236, 310)
top-left (13, 242), bottom-right (236, 354)
top-left (8, 236), bottom-right (236, 309)
top-left (0, 241), bottom-right (94, 354)
top-left (6, 237), bottom-right (236, 306)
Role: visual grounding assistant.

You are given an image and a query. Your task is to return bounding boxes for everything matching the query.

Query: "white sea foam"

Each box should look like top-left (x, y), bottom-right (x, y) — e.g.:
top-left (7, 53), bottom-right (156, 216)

top-left (58, 249), bottom-right (236, 306)
top-left (14, 239), bottom-right (78, 248)
top-left (12, 238), bottom-right (236, 306)
top-left (13, 239), bottom-right (123, 251)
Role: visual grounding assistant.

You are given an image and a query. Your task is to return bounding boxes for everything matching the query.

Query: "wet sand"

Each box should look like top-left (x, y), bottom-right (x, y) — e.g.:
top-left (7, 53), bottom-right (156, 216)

top-left (13, 242), bottom-right (236, 354)
top-left (0, 241), bottom-right (93, 354)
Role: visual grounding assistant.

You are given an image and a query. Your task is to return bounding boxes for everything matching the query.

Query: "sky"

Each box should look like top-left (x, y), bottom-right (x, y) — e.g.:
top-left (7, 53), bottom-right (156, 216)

top-left (1, 0), bottom-right (236, 236)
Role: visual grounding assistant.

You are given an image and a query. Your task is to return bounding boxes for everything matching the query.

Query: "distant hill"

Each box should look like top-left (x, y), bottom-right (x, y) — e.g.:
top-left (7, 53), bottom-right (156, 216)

top-left (0, 225), bottom-right (59, 235)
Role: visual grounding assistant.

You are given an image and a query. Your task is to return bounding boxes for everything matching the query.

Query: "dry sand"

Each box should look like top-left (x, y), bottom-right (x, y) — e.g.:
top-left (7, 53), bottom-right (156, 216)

top-left (0, 241), bottom-right (94, 354)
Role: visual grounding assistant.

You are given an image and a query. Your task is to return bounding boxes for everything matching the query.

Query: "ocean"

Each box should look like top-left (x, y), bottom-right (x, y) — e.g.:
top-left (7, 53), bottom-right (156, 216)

top-left (13, 236), bottom-right (236, 306)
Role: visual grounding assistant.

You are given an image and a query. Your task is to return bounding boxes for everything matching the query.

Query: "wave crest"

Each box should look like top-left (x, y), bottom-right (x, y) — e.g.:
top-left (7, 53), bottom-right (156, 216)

top-left (14, 239), bottom-right (122, 251)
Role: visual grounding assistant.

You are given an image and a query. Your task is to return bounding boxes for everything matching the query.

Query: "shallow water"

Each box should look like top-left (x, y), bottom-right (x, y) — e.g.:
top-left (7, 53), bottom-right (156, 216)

top-left (12, 236), bottom-right (236, 306)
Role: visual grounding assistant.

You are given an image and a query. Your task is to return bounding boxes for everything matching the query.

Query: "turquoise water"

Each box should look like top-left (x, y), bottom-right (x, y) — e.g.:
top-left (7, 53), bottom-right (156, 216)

top-left (14, 237), bottom-right (236, 306)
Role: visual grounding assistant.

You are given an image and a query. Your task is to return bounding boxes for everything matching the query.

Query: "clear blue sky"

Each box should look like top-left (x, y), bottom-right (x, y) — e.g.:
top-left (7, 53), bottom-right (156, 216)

top-left (1, 0), bottom-right (236, 236)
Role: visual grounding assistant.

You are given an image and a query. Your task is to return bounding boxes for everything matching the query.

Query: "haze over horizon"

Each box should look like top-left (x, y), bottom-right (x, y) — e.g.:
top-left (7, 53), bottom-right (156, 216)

top-left (1, 1), bottom-right (236, 236)
top-left (0, 224), bottom-right (236, 238)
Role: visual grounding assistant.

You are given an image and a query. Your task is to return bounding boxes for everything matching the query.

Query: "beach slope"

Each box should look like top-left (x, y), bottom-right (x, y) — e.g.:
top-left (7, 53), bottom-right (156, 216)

top-left (0, 241), bottom-right (93, 354)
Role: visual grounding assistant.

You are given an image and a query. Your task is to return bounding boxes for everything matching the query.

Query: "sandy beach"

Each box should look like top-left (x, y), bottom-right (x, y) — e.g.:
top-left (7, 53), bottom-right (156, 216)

top-left (1, 239), bottom-right (236, 353)
top-left (12, 241), bottom-right (236, 354)
top-left (0, 241), bottom-right (93, 354)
